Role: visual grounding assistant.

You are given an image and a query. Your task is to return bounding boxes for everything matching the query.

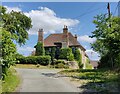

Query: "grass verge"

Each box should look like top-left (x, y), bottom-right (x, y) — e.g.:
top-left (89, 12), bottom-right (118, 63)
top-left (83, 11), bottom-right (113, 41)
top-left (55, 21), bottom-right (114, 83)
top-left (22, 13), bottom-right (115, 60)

top-left (2, 66), bottom-right (20, 93)
top-left (59, 69), bottom-right (119, 92)
top-left (15, 64), bottom-right (51, 69)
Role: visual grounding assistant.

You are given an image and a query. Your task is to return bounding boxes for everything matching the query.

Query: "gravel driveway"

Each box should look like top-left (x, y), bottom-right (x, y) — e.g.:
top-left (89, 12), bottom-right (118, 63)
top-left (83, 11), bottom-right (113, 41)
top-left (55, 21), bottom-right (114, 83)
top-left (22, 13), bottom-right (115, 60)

top-left (16, 68), bottom-right (80, 92)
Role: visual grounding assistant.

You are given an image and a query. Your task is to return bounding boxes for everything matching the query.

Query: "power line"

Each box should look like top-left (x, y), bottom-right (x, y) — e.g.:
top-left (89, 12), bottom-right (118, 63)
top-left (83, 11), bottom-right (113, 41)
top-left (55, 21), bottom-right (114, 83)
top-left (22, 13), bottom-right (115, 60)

top-left (73, 4), bottom-right (106, 19)
top-left (113, 3), bottom-right (119, 16)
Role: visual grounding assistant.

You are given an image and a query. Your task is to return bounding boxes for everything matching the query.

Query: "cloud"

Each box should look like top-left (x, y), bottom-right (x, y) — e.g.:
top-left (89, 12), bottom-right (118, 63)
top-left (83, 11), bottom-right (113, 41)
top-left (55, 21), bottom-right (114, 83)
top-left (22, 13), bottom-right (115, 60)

top-left (17, 46), bottom-right (35, 52)
top-left (4, 6), bottom-right (22, 13)
top-left (85, 49), bottom-right (100, 61)
top-left (24, 7), bottom-right (79, 35)
top-left (78, 35), bottom-right (96, 43)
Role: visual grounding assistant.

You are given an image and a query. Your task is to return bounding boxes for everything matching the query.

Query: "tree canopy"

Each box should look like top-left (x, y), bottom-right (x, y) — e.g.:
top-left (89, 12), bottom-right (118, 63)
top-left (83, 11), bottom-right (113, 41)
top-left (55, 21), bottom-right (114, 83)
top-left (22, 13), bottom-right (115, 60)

top-left (90, 14), bottom-right (120, 68)
top-left (1, 6), bottom-right (32, 45)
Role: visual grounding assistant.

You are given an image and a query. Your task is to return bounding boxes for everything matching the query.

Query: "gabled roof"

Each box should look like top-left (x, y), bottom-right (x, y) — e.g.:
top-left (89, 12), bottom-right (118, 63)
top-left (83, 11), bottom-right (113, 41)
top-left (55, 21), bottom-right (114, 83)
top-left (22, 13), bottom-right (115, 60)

top-left (44, 32), bottom-right (86, 51)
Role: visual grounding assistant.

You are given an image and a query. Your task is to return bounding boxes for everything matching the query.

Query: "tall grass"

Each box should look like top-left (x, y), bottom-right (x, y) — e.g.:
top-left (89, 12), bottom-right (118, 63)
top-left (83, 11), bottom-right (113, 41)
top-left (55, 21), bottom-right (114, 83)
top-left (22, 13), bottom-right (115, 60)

top-left (2, 67), bottom-right (20, 93)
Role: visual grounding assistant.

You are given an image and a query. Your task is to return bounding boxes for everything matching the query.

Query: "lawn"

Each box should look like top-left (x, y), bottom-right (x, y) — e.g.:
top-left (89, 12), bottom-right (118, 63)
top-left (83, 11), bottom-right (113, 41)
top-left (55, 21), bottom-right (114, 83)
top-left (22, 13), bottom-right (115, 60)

top-left (59, 69), bottom-right (120, 92)
top-left (2, 66), bottom-right (20, 93)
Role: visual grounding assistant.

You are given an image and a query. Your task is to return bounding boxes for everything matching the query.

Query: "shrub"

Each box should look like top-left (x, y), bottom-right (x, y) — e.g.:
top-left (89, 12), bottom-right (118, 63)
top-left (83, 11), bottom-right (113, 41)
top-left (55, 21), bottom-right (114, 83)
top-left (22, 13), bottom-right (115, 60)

top-left (35, 42), bottom-right (45, 56)
top-left (59, 48), bottom-right (74, 61)
top-left (55, 60), bottom-right (69, 69)
top-left (55, 63), bottom-right (69, 69)
top-left (16, 56), bottom-right (51, 66)
top-left (55, 60), bottom-right (65, 64)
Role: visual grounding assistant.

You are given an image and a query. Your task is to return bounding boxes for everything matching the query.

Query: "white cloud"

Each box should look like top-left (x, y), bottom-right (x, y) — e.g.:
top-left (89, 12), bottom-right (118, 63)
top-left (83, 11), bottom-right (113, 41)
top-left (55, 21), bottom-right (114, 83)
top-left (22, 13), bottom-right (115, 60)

top-left (78, 35), bottom-right (96, 43)
top-left (4, 6), bottom-right (22, 13)
top-left (24, 7), bottom-right (79, 35)
top-left (17, 46), bottom-right (35, 52)
top-left (85, 49), bottom-right (100, 61)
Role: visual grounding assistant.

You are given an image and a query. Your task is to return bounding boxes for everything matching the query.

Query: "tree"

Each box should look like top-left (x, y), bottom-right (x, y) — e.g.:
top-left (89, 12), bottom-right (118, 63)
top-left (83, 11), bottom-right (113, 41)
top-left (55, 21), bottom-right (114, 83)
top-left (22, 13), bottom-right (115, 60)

top-left (90, 14), bottom-right (120, 68)
top-left (1, 28), bottom-right (16, 79)
top-left (0, 6), bottom-right (32, 80)
top-left (1, 6), bottom-right (32, 45)
top-left (35, 42), bottom-right (45, 56)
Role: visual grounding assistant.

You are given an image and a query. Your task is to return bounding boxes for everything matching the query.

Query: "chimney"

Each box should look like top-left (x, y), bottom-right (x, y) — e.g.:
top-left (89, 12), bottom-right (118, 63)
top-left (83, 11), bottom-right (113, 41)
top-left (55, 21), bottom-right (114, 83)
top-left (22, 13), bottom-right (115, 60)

top-left (38, 29), bottom-right (43, 43)
top-left (74, 34), bottom-right (77, 41)
top-left (62, 25), bottom-right (69, 48)
top-left (63, 25), bottom-right (68, 34)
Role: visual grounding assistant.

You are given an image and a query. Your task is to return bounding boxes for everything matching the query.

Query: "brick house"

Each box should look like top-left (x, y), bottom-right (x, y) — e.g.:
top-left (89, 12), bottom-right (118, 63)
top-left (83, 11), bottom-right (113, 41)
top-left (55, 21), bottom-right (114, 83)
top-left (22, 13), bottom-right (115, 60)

top-left (35, 26), bottom-right (88, 69)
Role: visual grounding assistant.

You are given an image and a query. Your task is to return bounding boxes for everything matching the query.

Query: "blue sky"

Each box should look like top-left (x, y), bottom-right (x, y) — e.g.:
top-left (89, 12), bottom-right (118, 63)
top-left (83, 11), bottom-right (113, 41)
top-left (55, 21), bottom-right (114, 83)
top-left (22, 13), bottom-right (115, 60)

top-left (2, 2), bottom-right (119, 60)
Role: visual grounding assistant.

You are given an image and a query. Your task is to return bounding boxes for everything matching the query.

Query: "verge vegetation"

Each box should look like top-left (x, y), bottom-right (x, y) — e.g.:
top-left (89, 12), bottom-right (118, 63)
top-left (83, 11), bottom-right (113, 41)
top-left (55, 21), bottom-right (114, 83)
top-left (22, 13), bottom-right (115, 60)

top-left (59, 69), bottom-right (119, 92)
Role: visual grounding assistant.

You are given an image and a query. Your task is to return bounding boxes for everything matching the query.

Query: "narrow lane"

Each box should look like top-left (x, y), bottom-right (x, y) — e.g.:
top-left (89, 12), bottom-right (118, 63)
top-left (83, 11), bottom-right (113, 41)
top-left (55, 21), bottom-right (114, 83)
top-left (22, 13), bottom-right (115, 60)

top-left (16, 68), bottom-right (80, 92)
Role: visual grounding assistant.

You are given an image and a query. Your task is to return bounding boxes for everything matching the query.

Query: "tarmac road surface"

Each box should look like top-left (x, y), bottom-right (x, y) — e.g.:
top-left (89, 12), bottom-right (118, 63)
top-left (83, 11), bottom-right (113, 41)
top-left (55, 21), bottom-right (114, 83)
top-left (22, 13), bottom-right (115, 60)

top-left (16, 68), bottom-right (80, 92)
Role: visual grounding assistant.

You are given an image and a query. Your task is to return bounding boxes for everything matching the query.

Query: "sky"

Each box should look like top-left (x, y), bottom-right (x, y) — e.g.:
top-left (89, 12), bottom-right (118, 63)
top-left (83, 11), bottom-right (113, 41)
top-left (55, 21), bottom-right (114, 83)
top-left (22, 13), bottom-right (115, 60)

top-left (2, 2), bottom-right (119, 60)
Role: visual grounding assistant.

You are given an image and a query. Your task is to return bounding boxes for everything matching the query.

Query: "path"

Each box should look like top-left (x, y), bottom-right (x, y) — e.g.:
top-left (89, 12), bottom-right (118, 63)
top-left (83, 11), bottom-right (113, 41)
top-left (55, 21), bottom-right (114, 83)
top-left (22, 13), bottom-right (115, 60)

top-left (16, 68), bottom-right (81, 92)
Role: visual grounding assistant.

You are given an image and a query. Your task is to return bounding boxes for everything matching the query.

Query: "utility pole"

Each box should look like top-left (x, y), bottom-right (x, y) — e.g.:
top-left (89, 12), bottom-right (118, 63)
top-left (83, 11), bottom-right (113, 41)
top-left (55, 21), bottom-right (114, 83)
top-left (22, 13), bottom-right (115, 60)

top-left (107, 2), bottom-right (113, 68)
top-left (107, 2), bottom-right (111, 18)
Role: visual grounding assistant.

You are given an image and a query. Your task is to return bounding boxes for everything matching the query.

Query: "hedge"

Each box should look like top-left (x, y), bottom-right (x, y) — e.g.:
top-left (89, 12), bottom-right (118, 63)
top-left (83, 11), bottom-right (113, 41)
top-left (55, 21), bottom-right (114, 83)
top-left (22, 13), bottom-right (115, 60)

top-left (17, 56), bottom-right (51, 65)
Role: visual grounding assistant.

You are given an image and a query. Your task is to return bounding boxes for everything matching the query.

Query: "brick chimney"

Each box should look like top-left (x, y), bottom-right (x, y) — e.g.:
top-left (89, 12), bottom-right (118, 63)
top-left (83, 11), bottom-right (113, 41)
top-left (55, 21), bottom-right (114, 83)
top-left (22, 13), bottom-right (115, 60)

top-left (62, 25), bottom-right (69, 48)
top-left (74, 34), bottom-right (77, 41)
top-left (38, 29), bottom-right (43, 43)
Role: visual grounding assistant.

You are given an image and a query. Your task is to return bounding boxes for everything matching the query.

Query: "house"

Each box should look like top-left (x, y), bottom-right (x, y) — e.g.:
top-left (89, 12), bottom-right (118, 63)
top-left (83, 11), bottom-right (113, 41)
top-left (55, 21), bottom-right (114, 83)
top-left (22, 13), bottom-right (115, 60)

top-left (35, 25), bottom-right (88, 69)
top-left (90, 60), bottom-right (99, 69)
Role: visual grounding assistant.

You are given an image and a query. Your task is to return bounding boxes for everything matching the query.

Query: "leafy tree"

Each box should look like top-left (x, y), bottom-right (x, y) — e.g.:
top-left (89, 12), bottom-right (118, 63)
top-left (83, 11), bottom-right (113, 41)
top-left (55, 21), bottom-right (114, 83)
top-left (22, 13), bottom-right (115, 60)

top-left (35, 42), bottom-right (45, 56)
top-left (90, 14), bottom-right (120, 68)
top-left (0, 6), bottom-right (32, 80)
top-left (1, 28), bottom-right (16, 79)
top-left (1, 6), bottom-right (32, 45)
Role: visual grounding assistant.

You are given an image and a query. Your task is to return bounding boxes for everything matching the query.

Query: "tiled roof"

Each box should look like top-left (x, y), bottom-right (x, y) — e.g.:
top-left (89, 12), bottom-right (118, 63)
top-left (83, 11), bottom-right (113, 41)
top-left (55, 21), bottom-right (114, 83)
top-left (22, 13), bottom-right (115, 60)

top-left (44, 32), bottom-right (85, 50)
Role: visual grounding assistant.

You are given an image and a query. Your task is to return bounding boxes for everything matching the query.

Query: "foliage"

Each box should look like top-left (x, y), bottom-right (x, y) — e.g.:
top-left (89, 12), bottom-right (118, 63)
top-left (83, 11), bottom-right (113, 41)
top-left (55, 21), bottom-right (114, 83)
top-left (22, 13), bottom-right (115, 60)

top-left (55, 60), bottom-right (69, 69)
top-left (59, 48), bottom-right (74, 61)
top-left (86, 58), bottom-right (93, 69)
top-left (55, 59), bottom-right (65, 64)
top-left (55, 63), bottom-right (68, 69)
top-left (0, 6), bottom-right (32, 80)
top-left (90, 14), bottom-right (120, 68)
top-left (35, 42), bottom-right (45, 56)
top-left (1, 6), bottom-right (32, 45)
top-left (1, 28), bottom-right (17, 79)
top-left (73, 48), bottom-right (83, 68)
top-left (60, 69), bottom-right (119, 92)
top-left (73, 48), bottom-right (81, 61)
top-left (45, 47), bottom-right (57, 64)
top-left (2, 67), bottom-right (20, 93)
top-left (17, 56), bottom-right (51, 66)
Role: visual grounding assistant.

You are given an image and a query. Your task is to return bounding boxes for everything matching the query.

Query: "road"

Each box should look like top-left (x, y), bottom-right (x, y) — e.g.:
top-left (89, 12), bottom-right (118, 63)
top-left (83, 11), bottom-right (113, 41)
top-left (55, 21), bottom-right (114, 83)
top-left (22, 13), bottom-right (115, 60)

top-left (16, 68), bottom-right (80, 92)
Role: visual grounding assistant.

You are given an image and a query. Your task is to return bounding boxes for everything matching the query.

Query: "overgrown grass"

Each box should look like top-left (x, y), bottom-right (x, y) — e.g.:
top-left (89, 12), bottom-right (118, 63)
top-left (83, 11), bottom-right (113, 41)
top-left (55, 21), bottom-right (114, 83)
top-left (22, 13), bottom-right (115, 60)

top-left (2, 66), bottom-right (20, 93)
top-left (59, 69), bottom-right (119, 92)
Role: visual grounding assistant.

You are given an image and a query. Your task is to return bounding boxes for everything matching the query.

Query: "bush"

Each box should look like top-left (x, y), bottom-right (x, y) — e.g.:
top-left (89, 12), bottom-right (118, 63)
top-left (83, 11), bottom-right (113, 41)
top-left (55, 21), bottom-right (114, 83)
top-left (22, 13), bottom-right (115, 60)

top-left (55, 63), bottom-right (69, 69)
top-left (54, 60), bottom-right (69, 69)
top-left (16, 56), bottom-right (51, 66)
top-left (55, 60), bottom-right (65, 64)
top-left (35, 42), bottom-right (45, 56)
top-left (59, 48), bottom-right (74, 61)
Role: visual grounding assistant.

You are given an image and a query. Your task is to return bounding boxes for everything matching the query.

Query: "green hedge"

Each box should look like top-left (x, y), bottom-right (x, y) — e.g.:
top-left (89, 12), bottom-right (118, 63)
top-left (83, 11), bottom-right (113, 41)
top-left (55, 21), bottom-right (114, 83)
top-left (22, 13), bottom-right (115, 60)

top-left (17, 56), bottom-right (51, 65)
